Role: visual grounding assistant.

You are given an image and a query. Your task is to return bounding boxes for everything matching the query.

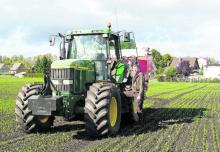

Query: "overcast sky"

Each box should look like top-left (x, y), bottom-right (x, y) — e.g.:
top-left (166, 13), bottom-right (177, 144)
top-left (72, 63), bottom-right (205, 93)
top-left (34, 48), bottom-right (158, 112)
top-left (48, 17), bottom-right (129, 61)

top-left (0, 0), bottom-right (220, 60)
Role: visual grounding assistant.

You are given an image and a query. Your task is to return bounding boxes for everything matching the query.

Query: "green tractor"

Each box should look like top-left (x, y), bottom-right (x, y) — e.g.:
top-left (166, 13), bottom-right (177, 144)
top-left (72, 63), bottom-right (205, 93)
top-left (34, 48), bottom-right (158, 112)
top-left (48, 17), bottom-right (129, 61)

top-left (15, 24), bottom-right (138, 137)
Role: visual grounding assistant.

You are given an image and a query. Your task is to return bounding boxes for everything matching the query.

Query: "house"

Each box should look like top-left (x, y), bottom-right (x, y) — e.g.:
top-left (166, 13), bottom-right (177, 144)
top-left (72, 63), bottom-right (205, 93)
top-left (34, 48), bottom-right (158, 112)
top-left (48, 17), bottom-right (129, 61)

top-left (204, 64), bottom-right (220, 79)
top-left (198, 57), bottom-right (208, 69)
top-left (170, 57), bottom-right (181, 67)
top-left (0, 63), bottom-right (9, 74)
top-left (171, 57), bottom-right (200, 71)
top-left (15, 72), bottom-right (26, 78)
top-left (10, 63), bottom-right (25, 74)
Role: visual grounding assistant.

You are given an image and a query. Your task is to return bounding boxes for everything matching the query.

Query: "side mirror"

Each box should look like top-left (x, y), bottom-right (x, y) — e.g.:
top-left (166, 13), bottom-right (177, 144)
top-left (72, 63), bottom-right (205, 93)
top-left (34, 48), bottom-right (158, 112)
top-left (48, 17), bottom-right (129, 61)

top-left (60, 37), bottom-right (66, 60)
top-left (109, 41), bottom-right (114, 46)
top-left (65, 35), bottom-right (72, 42)
top-left (123, 32), bottom-right (130, 42)
top-left (49, 35), bottom-right (55, 46)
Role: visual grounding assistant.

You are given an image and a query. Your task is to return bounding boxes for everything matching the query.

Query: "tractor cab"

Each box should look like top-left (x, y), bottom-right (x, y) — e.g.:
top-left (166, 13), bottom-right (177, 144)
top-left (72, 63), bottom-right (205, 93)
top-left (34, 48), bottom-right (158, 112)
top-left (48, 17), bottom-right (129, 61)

top-left (64, 30), bottom-right (121, 81)
top-left (49, 25), bottom-right (131, 83)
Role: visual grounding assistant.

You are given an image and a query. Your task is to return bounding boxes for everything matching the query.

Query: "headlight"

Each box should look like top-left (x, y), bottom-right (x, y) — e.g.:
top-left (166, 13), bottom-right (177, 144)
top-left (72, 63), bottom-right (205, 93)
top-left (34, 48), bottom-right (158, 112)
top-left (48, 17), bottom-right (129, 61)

top-left (52, 80), bottom-right (63, 85)
top-left (51, 80), bottom-right (73, 85)
top-left (63, 80), bottom-right (73, 85)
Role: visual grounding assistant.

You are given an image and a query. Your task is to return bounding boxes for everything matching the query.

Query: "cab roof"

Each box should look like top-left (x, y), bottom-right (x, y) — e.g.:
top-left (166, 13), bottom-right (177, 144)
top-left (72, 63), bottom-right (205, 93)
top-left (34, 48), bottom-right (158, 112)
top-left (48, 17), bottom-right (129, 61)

top-left (65, 28), bottom-right (118, 37)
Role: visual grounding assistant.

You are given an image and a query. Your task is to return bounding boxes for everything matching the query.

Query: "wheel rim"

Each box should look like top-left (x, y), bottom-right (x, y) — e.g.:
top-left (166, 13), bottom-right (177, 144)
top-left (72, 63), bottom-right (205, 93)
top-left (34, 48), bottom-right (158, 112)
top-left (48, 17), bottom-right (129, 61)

top-left (37, 116), bottom-right (49, 124)
top-left (109, 97), bottom-right (118, 127)
top-left (133, 99), bottom-right (137, 113)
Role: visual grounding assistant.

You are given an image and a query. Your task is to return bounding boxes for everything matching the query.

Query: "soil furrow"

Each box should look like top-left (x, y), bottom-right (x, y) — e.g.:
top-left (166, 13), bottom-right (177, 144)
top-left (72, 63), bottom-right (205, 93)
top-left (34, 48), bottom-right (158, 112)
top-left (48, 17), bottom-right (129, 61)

top-left (132, 89), bottom-right (203, 151)
top-left (1, 81), bottom-right (219, 152)
top-left (149, 85), bottom-right (197, 98)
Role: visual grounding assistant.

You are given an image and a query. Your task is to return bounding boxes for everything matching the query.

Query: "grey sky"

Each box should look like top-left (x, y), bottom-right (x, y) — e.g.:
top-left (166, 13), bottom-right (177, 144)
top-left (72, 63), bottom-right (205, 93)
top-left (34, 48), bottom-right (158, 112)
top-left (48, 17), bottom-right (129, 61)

top-left (0, 0), bottom-right (220, 60)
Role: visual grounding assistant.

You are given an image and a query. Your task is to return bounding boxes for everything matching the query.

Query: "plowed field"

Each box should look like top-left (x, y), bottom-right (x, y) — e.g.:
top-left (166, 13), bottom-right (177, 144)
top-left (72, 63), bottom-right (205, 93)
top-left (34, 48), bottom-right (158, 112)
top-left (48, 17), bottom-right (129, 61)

top-left (0, 78), bottom-right (219, 152)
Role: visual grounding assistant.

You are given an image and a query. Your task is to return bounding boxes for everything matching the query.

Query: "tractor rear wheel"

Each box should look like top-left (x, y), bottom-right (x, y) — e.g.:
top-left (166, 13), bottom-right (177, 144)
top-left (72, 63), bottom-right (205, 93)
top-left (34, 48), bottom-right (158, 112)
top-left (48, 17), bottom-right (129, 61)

top-left (15, 83), bottom-right (54, 133)
top-left (84, 83), bottom-right (121, 137)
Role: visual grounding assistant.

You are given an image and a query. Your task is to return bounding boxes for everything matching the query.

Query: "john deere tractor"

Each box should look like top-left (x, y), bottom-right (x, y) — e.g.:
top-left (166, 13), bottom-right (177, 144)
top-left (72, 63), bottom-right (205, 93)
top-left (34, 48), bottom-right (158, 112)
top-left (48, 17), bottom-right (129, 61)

top-left (15, 24), bottom-right (138, 137)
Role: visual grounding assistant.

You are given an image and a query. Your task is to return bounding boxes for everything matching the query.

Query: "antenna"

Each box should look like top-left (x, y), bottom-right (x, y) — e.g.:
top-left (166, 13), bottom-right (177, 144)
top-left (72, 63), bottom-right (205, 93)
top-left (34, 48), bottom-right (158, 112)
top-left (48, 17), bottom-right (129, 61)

top-left (114, 3), bottom-right (119, 31)
top-left (129, 32), bottom-right (138, 57)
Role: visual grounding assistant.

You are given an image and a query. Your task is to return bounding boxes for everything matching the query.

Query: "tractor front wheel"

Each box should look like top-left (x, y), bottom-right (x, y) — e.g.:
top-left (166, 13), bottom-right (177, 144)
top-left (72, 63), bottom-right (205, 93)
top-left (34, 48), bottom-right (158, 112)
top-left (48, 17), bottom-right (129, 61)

top-left (84, 83), bottom-right (121, 137)
top-left (15, 83), bottom-right (54, 133)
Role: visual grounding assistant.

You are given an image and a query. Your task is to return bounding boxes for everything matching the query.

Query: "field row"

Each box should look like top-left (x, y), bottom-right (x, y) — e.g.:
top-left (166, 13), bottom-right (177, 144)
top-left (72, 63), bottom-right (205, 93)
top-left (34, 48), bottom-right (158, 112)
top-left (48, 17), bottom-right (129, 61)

top-left (83, 83), bottom-right (220, 152)
top-left (0, 78), bottom-right (219, 151)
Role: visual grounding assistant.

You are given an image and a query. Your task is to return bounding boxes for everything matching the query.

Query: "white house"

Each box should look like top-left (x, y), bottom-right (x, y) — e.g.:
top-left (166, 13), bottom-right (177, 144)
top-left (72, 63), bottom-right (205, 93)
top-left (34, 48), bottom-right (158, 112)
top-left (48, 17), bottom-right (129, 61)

top-left (15, 72), bottom-right (26, 78)
top-left (198, 57), bottom-right (208, 69)
top-left (9, 63), bottom-right (25, 74)
top-left (121, 48), bottom-right (147, 57)
top-left (204, 64), bottom-right (220, 79)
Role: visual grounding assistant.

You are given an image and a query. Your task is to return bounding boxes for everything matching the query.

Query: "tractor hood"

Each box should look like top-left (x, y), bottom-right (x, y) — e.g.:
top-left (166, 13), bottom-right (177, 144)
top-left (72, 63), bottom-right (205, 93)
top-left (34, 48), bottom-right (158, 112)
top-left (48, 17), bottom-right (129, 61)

top-left (51, 59), bottom-right (95, 70)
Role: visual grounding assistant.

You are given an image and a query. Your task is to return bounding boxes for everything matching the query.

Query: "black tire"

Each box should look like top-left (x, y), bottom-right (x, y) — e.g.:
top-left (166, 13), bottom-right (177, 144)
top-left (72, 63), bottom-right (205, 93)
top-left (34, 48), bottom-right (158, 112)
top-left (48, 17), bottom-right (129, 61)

top-left (84, 83), bottom-right (121, 137)
top-left (123, 85), bottom-right (139, 123)
top-left (15, 83), bottom-right (54, 133)
top-left (129, 98), bottom-right (139, 122)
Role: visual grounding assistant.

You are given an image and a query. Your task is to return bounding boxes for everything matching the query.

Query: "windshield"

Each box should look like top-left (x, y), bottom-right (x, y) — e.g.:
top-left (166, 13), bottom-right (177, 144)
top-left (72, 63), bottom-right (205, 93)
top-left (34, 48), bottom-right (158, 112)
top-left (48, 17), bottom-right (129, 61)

top-left (67, 35), bottom-right (107, 60)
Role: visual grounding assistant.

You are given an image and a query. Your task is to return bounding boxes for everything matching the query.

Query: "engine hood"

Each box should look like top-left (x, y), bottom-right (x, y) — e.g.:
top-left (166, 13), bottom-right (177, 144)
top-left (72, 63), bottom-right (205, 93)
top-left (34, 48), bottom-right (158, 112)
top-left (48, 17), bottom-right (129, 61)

top-left (51, 59), bottom-right (95, 70)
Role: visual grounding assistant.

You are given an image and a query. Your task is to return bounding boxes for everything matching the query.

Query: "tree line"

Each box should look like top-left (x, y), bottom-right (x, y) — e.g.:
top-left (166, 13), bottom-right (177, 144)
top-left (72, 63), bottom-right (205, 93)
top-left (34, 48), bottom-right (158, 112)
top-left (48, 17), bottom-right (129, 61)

top-left (150, 49), bottom-right (173, 74)
top-left (1, 47), bottom-right (218, 78)
top-left (0, 54), bottom-right (56, 73)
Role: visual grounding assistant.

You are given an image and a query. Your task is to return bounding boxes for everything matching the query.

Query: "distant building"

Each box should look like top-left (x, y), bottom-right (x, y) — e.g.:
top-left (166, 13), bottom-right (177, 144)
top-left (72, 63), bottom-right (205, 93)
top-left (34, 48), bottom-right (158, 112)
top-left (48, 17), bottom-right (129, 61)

top-left (204, 64), bottom-right (220, 79)
top-left (171, 57), bottom-right (200, 72)
top-left (171, 57), bottom-right (180, 67)
top-left (15, 72), bottom-right (26, 78)
top-left (121, 49), bottom-right (139, 57)
top-left (0, 63), bottom-right (9, 74)
top-left (9, 63), bottom-right (25, 74)
top-left (198, 57), bottom-right (208, 69)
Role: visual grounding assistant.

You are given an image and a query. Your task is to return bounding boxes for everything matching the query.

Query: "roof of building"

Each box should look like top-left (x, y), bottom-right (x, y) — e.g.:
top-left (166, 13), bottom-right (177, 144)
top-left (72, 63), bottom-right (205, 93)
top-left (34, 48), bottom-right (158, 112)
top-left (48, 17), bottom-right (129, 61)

top-left (207, 64), bottom-right (220, 66)
top-left (0, 63), bottom-right (4, 69)
top-left (0, 63), bottom-right (8, 69)
top-left (182, 57), bottom-right (198, 67)
top-left (198, 57), bottom-right (208, 61)
top-left (170, 57), bottom-right (180, 67)
top-left (10, 63), bottom-right (24, 71)
top-left (171, 57), bottom-right (198, 68)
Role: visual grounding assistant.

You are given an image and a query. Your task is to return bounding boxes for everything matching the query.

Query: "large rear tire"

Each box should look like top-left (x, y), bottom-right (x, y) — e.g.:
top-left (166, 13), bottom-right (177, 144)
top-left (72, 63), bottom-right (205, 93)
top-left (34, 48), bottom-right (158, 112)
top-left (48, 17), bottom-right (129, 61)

top-left (15, 83), bottom-right (54, 133)
top-left (84, 83), bottom-right (121, 137)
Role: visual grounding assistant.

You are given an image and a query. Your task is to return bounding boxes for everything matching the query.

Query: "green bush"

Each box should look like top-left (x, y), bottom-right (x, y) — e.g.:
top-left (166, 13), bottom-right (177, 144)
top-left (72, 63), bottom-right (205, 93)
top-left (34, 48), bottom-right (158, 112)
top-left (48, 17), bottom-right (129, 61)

top-left (154, 74), bottom-right (165, 82)
top-left (164, 66), bottom-right (177, 79)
